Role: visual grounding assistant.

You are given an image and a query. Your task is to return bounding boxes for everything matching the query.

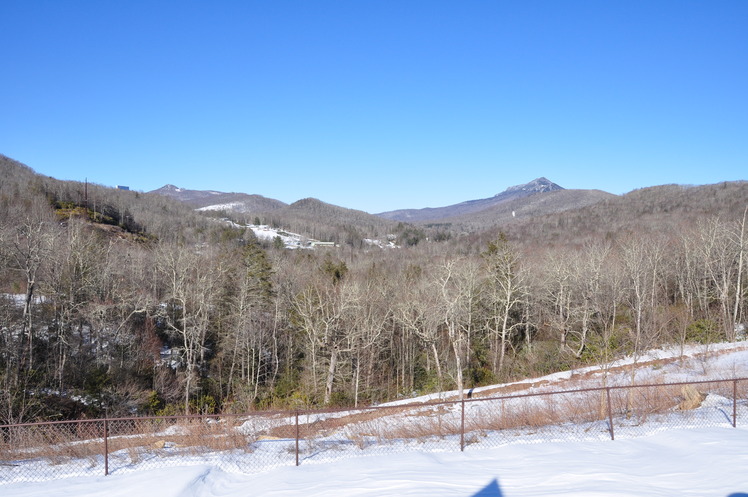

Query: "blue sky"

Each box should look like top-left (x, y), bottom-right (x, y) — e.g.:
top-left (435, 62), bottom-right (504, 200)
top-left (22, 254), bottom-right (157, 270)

top-left (2, 1), bottom-right (746, 213)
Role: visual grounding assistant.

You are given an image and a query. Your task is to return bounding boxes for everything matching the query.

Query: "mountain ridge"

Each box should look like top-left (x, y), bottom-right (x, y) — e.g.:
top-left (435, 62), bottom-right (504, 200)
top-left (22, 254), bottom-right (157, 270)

top-left (375, 177), bottom-right (567, 222)
top-left (148, 184), bottom-right (287, 213)
top-left (439, 188), bottom-right (617, 230)
top-left (147, 177), bottom-right (582, 225)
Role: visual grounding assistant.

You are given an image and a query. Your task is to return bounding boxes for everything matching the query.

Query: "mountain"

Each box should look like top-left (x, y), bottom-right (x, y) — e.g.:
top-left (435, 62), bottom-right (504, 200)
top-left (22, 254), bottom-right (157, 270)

top-left (149, 183), bottom-right (402, 245)
top-left (440, 188), bottom-right (617, 230)
top-left (376, 177), bottom-right (566, 222)
top-left (500, 181), bottom-right (748, 247)
top-left (283, 198), bottom-right (398, 231)
top-left (80, 175), bottom-right (748, 248)
top-left (263, 197), bottom-right (402, 245)
top-left (149, 184), bottom-right (287, 213)
top-left (0, 157), bottom-right (232, 245)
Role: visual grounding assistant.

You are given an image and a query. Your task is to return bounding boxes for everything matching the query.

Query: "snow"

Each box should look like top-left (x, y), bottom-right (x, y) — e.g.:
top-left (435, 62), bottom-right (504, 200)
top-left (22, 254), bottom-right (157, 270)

top-left (197, 202), bottom-right (246, 212)
top-left (212, 219), bottom-right (315, 249)
top-left (3, 427), bottom-right (747, 496)
top-left (214, 218), bottom-right (395, 250)
top-left (383, 341), bottom-right (748, 407)
top-left (363, 238), bottom-right (399, 249)
top-left (4, 343), bottom-right (748, 496)
top-left (2, 294), bottom-right (48, 307)
top-left (249, 224), bottom-right (313, 249)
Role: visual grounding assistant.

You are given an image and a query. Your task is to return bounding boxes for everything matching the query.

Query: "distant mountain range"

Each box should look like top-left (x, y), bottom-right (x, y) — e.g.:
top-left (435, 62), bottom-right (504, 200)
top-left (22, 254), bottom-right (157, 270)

top-left (148, 177), bottom-right (611, 225)
top-left (2, 152), bottom-right (746, 249)
top-left (145, 177), bottom-right (748, 248)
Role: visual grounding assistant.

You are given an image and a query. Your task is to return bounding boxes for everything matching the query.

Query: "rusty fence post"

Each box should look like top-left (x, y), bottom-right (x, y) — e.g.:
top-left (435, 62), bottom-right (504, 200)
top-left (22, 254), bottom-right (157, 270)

top-left (103, 418), bottom-right (109, 476)
top-left (295, 410), bottom-right (300, 467)
top-left (606, 387), bottom-right (615, 441)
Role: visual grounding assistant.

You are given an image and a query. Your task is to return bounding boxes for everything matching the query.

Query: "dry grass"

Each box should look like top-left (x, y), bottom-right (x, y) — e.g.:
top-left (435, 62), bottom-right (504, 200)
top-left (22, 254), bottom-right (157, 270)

top-left (347, 411), bottom-right (461, 443)
top-left (1, 423), bottom-right (104, 464)
top-left (0, 416), bottom-right (258, 469)
top-left (104, 417), bottom-right (257, 460)
top-left (1, 377), bottom-right (744, 481)
top-left (261, 379), bottom-right (743, 446)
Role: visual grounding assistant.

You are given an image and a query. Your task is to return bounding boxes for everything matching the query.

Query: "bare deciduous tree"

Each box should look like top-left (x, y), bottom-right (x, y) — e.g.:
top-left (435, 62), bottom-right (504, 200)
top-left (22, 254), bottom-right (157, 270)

top-left (157, 243), bottom-right (223, 414)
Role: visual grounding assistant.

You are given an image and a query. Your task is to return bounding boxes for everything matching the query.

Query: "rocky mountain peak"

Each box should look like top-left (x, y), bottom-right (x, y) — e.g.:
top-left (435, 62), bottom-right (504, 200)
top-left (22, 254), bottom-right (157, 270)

top-left (500, 177), bottom-right (563, 196)
top-left (152, 184), bottom-right (183, 193)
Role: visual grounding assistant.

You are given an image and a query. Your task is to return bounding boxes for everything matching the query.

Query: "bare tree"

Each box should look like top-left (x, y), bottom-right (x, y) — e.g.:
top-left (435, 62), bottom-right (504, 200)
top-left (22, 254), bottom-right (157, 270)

top-left (157, 243), bottom-right (223, 414)
top-left (0, 198), bottom-right (57, 370)
top-left (346, 274), bottom-right (391, 406)
top-left (393, 273), bottom-right (444, 392)
top-left (693, 218), bottom-right (741, 340)
top-left (293, 264), bottom-right (358, 404)
top-left (540, 248), bottom-right (574, 353)
top-left (620, 235), bottom-right (668, 397)
top-left (482, 236), bottom-right (526, 374)
top-left (731, 208), bottom-right (747, 334)
top-left (433, 257), bottom-right (481, 400)
top-left (43, 219), bottom-right (105, 389)
top-left (222, 242), bottom-right (274, 408)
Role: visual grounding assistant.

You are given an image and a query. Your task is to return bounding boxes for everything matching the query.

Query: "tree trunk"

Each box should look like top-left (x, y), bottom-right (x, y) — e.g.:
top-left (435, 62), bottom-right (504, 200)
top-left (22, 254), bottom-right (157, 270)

top-left (324, 346), bottom-right (338, 404)
top-left (452, 340), bottom-right (464, 401)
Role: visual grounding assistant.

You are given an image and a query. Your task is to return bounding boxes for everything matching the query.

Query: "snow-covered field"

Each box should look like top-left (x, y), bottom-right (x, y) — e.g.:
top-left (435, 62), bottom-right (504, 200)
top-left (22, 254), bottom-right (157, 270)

top-left (3, 343), bottom-right (748, 496)
top-left (4, 426), bottom-right (747, 496)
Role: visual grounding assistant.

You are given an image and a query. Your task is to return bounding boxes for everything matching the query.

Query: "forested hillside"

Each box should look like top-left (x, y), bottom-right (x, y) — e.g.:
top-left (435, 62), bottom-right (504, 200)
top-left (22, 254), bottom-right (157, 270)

top-left (1, 154), bottom-right (746, 425)
top-left (500, 182), bottom-right (748, 248)
top-left (149, 186), bottom-right (407, 248)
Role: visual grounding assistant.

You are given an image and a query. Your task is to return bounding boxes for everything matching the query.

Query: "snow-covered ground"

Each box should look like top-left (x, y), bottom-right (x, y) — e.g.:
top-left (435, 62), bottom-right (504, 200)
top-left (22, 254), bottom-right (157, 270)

top-left (385, 341), bottom-right (748, 406)
top-left (4, 426), bottom-right (747, 496)
top-left (246, 224), bottom-right (397, 250)
top-left (3, 343), bottom-right (748, 496)
top-left (215, 219), bottom-right (322, 249)
top-left (247, 224), bottom-right (313, 248)
top-left (196, 202), bottom-right (247, 213)
top-left (217, 218), bottom-right (396, 250)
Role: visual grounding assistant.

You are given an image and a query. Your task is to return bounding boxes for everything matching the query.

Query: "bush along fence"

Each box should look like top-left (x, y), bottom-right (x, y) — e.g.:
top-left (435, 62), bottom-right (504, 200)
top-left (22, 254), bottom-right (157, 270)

top-left (1, 377), bottom-right (746, 484)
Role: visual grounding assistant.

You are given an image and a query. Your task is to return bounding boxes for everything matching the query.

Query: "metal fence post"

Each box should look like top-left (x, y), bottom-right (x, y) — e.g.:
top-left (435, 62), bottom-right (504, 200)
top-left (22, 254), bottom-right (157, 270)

top-left (103, 418), bottom-right (109, 476)
top-left (460, 399), bottom-right (465, 452)
top-left (733, 379), bottom-right (738, 428)
top-left (606, 387), bottom-right (615, 441)
top-left (295, 410), bottom-right (300, 466)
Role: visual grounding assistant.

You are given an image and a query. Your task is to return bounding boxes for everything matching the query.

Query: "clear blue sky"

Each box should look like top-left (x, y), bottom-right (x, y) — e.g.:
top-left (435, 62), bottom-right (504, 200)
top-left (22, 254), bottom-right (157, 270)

top-left (2, 1), bottom-right (746, 213)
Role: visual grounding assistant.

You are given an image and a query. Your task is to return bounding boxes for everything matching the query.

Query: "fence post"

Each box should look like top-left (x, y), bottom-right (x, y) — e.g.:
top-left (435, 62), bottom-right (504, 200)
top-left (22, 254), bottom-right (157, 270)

top-left (295, 410), bottom-right (300, 467)
top-left (606, 387), bottom-right (615, 441)
top-left (103, 418), bottom-right (109, 476)
top-left (460, 399), bottom-right (465, 452)
top-left (733, 379), bottom-right (738, 428)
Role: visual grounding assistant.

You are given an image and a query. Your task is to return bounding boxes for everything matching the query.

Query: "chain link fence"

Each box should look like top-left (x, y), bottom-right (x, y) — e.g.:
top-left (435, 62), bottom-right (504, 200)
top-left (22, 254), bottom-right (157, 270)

top-left (2, 378), bottom-right (745, 484)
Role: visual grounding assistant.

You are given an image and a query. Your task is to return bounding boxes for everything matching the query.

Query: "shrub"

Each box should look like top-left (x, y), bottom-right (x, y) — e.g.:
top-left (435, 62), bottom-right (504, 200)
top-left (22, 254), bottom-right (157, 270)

top-left (686, 319), bottom-right (720, 344)
top-left (189, 395), bottom-right (217, 415)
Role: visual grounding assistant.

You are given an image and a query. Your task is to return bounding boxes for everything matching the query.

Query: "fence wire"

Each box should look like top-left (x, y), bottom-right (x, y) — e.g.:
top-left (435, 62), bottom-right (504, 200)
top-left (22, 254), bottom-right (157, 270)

top-left (1, 378), bottom-right (745, 484)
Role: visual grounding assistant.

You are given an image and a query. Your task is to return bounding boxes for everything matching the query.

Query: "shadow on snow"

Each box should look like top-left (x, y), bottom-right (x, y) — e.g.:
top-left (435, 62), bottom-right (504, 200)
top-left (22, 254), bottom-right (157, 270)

top-left (471, 478), bottom-right (503, 497)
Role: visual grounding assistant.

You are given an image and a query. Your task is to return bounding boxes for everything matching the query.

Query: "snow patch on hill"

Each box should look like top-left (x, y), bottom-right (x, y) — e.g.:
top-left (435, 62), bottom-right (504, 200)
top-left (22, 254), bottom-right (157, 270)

top-left (196, 202), bottom-right (246, 212)
top-left (219, 219), bottom-right (396, 249)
